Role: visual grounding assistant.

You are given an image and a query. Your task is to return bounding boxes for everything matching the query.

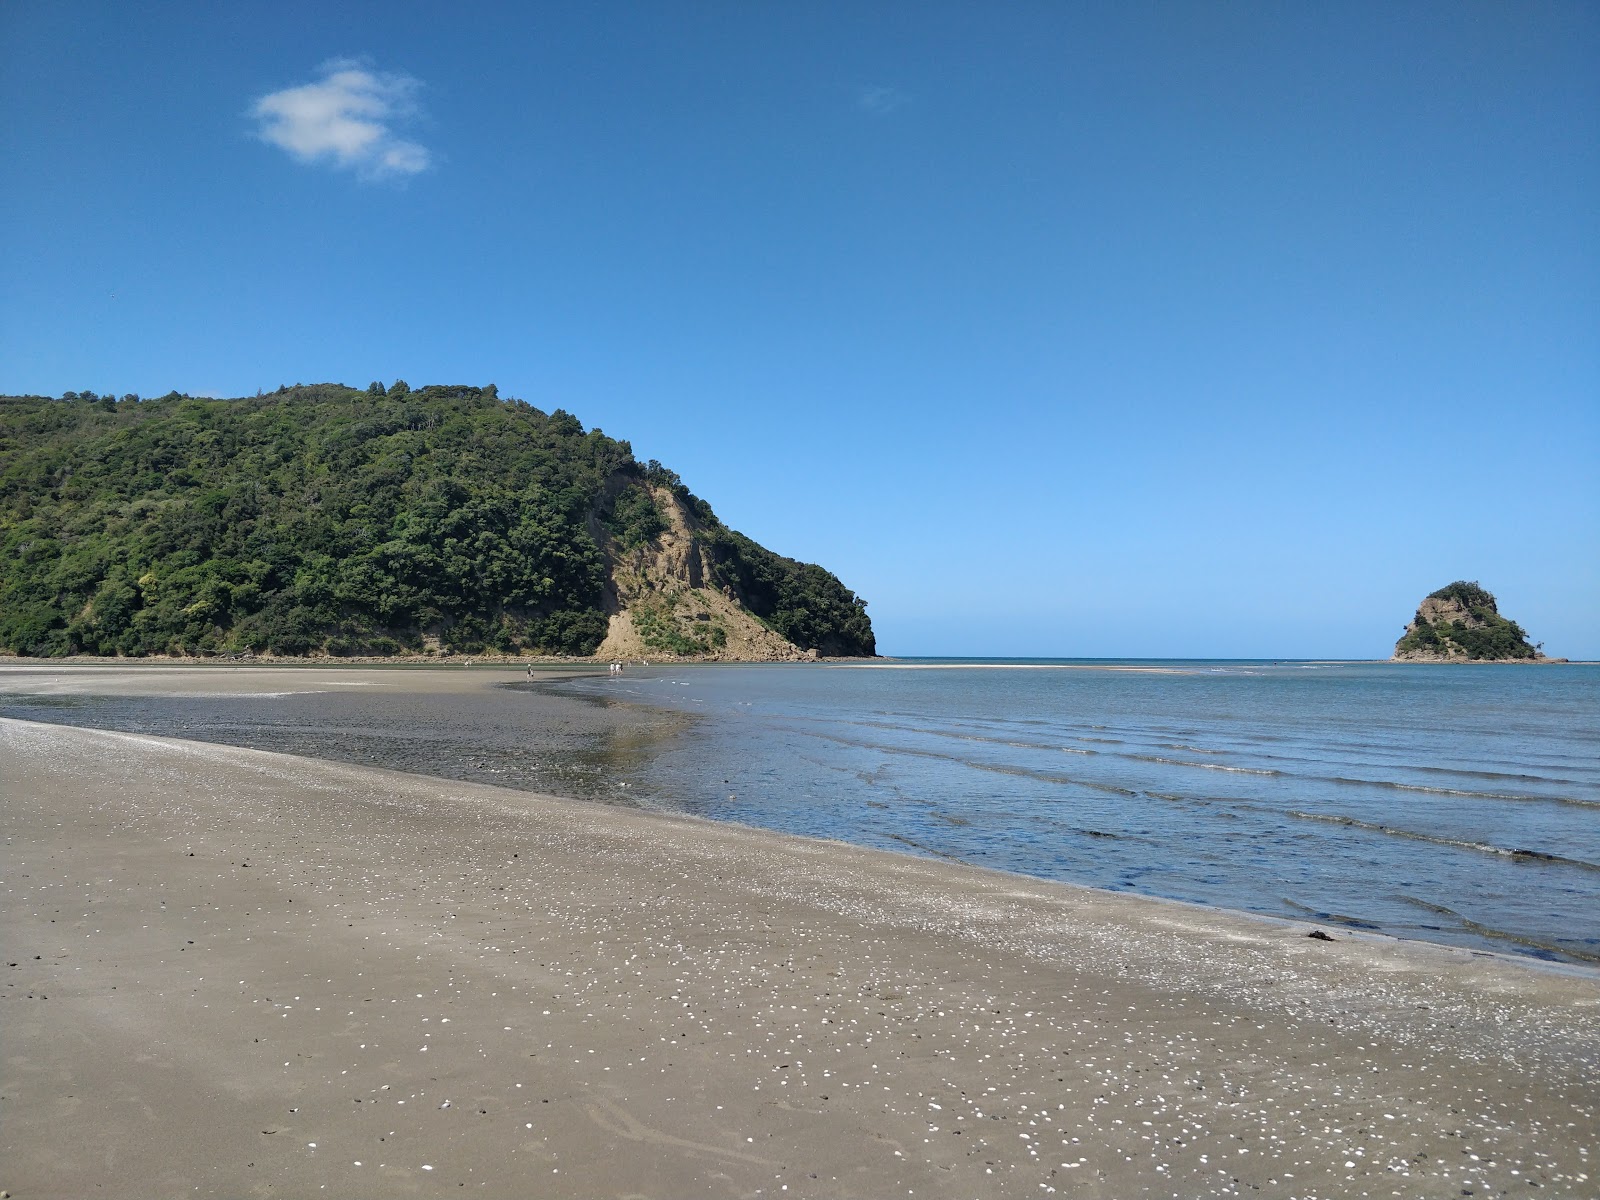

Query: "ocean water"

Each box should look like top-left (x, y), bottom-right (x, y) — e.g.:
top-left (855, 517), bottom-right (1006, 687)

top-left (556, 660), bottom-right (1600, 964)
top-left (4, 658), bottom-right (1595, 965)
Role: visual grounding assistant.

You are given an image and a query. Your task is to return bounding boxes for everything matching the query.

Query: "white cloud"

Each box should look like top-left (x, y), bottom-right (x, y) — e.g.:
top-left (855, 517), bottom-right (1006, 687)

top-left (252, 59), bottom-right (430, 180)
top-left (857, 85), bottom-right (910, 116)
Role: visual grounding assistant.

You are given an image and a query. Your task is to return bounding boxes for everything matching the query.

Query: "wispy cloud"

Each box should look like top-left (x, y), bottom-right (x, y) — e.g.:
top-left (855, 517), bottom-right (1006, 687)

top-left (857, 85), bottom-right (910, 116)
top-left (252, 59), bottom-right (430, 180)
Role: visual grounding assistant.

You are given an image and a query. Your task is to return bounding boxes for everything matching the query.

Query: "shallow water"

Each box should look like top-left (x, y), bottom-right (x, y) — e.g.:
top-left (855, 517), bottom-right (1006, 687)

top-left (555, 660), bottom-right (1600, 964)
top-left (0, 676), bottom-right (689, 807)
top-left (5, 658), bottom-right (1596, 964)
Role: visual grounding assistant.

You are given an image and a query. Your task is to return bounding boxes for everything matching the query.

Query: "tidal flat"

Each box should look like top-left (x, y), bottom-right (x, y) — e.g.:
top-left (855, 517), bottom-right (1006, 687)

top-left (1, 665), bottom-right (1597, 1198)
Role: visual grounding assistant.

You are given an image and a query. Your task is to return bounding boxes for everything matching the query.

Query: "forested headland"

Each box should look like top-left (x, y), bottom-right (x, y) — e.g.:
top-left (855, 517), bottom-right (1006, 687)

top-left (0, 383), bottom-right (874, 660)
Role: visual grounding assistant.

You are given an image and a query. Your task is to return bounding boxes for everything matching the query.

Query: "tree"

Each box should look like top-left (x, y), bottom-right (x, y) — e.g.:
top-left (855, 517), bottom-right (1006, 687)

top-left (0, 382), bottom-right (876, 659)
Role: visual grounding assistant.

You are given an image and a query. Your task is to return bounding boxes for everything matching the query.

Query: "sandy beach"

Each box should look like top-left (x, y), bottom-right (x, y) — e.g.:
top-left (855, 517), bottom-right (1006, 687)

top-left (2, 668), bottom-right (1597, 1198)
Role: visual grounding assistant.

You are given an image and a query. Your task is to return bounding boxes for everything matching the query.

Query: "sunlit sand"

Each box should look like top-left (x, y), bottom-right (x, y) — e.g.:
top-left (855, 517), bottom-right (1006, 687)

top-left (3, 667), bottom-right (1595, 1196)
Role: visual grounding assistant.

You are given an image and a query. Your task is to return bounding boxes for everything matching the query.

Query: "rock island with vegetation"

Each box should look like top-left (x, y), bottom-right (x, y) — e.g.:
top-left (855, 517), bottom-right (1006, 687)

top-left (1392, 581), bottom-right (1550, 662)
top-left (0, 383), bottom-right (875, 661)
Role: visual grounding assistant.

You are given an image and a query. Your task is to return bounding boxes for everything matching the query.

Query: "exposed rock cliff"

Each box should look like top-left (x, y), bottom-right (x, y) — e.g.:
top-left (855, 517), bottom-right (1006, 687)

top-left (1392, 582), bottom-right (1547, 662)
top-left (593, 486), bottom-right (821, 662)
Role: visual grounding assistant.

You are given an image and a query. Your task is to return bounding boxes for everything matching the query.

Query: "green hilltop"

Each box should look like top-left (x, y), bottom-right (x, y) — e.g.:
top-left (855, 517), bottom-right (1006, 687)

top-left (0, 383), bottom-right (874, 660)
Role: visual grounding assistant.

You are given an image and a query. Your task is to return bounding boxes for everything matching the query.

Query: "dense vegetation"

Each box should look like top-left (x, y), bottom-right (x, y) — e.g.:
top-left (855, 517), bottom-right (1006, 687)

top-left (701, 526), bottom-right (876, 655)
top-left (1427, 580), bottom-right (1498, 612)
top-left (1394, 580), bottom-right (1541, 661)
top-left (0, 384), bottom-right (874, 658)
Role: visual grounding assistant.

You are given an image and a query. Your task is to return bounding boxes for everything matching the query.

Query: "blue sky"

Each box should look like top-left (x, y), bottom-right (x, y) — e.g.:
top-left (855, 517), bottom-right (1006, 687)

top-left (4, 2), bottom-right (1596, 658)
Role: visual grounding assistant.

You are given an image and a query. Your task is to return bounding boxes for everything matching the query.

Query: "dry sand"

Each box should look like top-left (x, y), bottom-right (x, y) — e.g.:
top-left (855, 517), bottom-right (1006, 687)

top-left (2, 668), bottom-right (1597, 1198)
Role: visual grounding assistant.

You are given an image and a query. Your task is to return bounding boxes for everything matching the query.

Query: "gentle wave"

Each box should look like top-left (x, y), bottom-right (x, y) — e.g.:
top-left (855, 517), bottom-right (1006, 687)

top-left (1128, 755), bottom-right (1279, 775)
top-left (1391, 896), bottom-right (1600, 963)
top-left (796, 727), bottom-right (1142, 796)
top-left (800, 717), bottom-right (1600, 822)
top-left (1314, 775), bottom-right (1599, 808)
top-left (1282, 895), bottom-right (1600, 961)
top-left (1278, 897), bottom-right (1384, 930)
top-left (827, 715), bottom-right (1595, 804)
top-left (1280, 809), bottom-right (1600, 873)
top-left (548, 663), bottom-right (1600, 964)
top-left (1400, 761), bottom-right (1589, 786)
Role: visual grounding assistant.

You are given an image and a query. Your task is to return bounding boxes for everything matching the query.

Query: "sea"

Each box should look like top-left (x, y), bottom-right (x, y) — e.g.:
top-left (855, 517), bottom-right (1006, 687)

top-left (553, 659), bottom-right (1600, 965)
top-left (4, 658), bottom-right (1596, 965)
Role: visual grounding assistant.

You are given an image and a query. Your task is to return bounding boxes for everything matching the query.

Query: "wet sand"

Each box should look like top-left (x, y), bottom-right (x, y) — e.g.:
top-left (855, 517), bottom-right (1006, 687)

top-left (2, 668), bottom-right (1598, 1198)
top-left (0, 663), bottom-right (684, 806)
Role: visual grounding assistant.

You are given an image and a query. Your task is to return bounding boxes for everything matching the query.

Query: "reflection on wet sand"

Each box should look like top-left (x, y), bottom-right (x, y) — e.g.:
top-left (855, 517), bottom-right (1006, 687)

top-left (0, 665), bottom-right (693, 810)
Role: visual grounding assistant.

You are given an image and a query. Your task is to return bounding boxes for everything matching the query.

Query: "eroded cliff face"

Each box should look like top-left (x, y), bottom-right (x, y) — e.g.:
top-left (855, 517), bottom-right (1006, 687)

top-left (1394, 596), bottom-right (1483, 661)
top-left (1392, 583), bottom-right (1547, 662)
top-left (594, 486), bottom-right (817, 662)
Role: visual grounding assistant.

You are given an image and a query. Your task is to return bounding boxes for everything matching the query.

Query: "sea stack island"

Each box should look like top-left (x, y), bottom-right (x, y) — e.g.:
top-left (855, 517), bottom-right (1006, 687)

top-left (1392, 580), bottom-right (1559, 662)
